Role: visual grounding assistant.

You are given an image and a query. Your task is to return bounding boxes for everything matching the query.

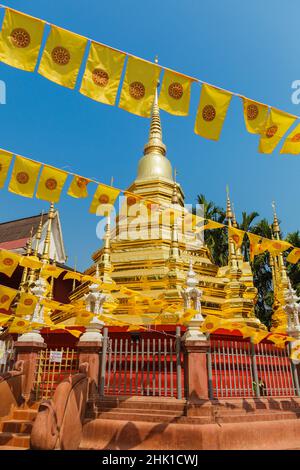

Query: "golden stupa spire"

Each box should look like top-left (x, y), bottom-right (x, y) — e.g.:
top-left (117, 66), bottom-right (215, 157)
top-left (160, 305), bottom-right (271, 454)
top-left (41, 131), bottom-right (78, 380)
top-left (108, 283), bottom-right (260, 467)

top-left (272, 201), bottom-right (281, 239)
top-left (27, 213), bottom-right (44, 286)
top-left (101, 214), bottom-right (113, 284)
top-left (143, 58), bottom-right (166, 157)
top-left (225, 187), bottom-right (239, 270)
top-left (271, 202), bottom-right (288, 286)
top-left (42, 203), bottom-right (55, 262)
top-left (19, 227), bottom-right (33, 292)
top-left (48, 255), bottom-right (56, 301)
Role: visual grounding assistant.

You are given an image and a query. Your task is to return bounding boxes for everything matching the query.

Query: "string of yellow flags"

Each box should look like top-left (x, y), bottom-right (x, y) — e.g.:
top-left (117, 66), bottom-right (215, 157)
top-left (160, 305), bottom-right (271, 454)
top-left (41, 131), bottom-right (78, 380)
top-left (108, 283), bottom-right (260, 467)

top-left (0, 6), bottom-right (299, 153)
top-left (1, 148), bottom-right (300, 265)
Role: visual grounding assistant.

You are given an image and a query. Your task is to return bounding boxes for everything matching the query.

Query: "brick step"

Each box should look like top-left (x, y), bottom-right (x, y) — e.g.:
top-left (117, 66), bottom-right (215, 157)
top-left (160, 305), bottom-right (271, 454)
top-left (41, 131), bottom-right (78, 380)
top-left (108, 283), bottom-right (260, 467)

top-left (0, 445), bottom-right (27, 450)
top-left (0, 432), bottom-right (30, 448)
top-left (88, 410), bottom-right (184, 423)
top-left (12, 409), bottom-right (37, 421)
top-left (213, 407), bottom-right (300, 416)
top-left (89, 406), bottom-right (184, 417)
top-left (88, 397), bottom-right (186, 412)
top-left (1, 419), bottom-right (33, 434)
top-left (218, 411), bottom-right (300, 423)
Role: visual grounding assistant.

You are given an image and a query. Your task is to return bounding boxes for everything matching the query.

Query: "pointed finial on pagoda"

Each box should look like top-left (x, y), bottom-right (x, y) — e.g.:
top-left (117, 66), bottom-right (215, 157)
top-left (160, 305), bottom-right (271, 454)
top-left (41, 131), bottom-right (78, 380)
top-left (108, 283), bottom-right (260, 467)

top-left (143, 57), bottom-right (166, 157)
top-left (33, 212), bottom-right (44, 257)
top-left (42, 203), bottom-right (55, 262)
top-left (272, 201), bottom-right (280, 239)
top-left (172, 181), bottom-right (179, 205)
top-left (48, 255), bottom-right (56, 301)
top-left (232, 202), bottom-right (238, 228)
top-left (20, 227), bottom-right (34, 292)
top-left (226, 185), bottom-right (233, 224)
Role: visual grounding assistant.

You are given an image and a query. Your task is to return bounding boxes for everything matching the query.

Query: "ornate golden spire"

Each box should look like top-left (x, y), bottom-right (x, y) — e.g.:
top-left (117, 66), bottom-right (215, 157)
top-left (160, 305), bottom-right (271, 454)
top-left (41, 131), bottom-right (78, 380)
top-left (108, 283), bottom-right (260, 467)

top-left (143, 86), bottom-right (166, 157)
top-left (33, 212), bottom-right (43, 257)
top-left (101, 214), bottom-right (113, 284)
top-left (19, 228), bottom-right (33, 292)
top-left (48, 255), bottom-right (56, 300)
top-left (272, 201), bottom-right (280, 239)
top-left (42, 203), bottom-right (55, 262)
top-left (226, 187), bottom-right (233, 225)
top-left (232, 202), bottom-right (238, 228)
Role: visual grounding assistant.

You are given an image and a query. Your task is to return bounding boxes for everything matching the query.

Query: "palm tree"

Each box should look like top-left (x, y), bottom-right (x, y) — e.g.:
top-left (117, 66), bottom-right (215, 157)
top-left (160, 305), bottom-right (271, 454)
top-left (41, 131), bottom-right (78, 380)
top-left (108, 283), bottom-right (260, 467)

top-left (196, 194), bottom-right (227, 266)
top-left (239, 211), bottom-right (259, 260)
top-left (286, 231), bottom-right (300, 295)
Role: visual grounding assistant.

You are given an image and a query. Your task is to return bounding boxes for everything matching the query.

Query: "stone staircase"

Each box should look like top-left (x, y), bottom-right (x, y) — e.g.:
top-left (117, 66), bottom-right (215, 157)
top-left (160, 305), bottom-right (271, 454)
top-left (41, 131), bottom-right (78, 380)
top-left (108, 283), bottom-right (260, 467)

top-left (0, 404), bottom-right (39, 450)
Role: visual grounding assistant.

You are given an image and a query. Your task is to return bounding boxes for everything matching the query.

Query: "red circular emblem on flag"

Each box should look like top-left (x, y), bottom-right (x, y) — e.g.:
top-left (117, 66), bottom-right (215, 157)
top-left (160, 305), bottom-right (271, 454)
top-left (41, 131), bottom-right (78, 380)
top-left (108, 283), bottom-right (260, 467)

top-left (266, 125), bottom-right (278, 138)
top-left (168, 82), bottom-right (183, 100)
top-left (202, 105), bottom-right (216, 121)
top-left (16, 171), bottom-right (29, 184)
top-left (291, 133), bottom-right (300, 142)
top-left (16, 321), bottom-right (25, 327)
top-left (0, 295), bottom-right (9, 304)
top-left (98, 194), bottom-right (110, 204)
top-left (3, 257), bottom-right (13, 266)
top-left (24, 299), bottom-right (33, 306)
top-left (247, 104), bottom-right (259, 120)
top-left (206, 322), bottom-right (214, 330)
top-left (45, 178), bottom-right (57, 190)
top-left (129, 81), bottom-right (145, 100)
top-left (76, 177), bottom-right (89, 188)
top-left (92, 69), bottom-right (109, 87)
top-left (51, 46), bottom-right (70, 65)
top-left (273, 242), bottom-right (281, 249)
top-left (232, 234), bottom-right (240, 244)
top-left (11, 28), bottom-right (31, 48)
top-left (81, 312), bottom-right (90, 317)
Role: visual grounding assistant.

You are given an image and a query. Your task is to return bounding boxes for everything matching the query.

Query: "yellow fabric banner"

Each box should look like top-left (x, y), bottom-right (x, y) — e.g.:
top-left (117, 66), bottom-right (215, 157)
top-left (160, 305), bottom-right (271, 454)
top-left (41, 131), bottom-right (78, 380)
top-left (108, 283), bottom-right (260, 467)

top-left (8, 156), bottom-right (41, 198)
top-left (90, 184), bottom-right (120, 214)
top-left (9, 317), bottom-right (30, 333)
top-left (262, 238), bottom-right (292, 256)
top-left (15, 292), bottom-right (37, 317)
top-left (38, 25), bottom-right (87, 89)
top-left (119, 56), bottom-right (161, 117)
top-left (259, 109), bottom-right (296, 154)
top-left (63, 271), bottom-right (83, 282)
top-left (0, 249), bottom-right (20, 277)
top-left (0, 285), bottom-right (17, 310)
top-left (194, 84), bottom-right (232, 141)
top-left (287, 248), bottom-right (300, 264)
top-left (242, 97), bottom-right (269, 134)
top-left (0, 313), bottom-right (10, 326)
top-left (19, 255), bottom-right (42, 270)
top-left (36, 165), bottom-right (68, 202)
top-left (251, 330), bottom-right (269, 344)
top-left (80, 42), bottom-right (125, 105)
top-left (40, 264), bottom-right (65, 279)
top-left (0, 150), bottom-right (13, 188)
top-left (159, 70), bottom-right (192, 116)
top-left (201, 315), bottom-right (222, 333)
top-left (0, 8), bottom-right (45, 72)
top-left (67, 176), bottom-right (90, 198)
top-left (280, 123), bottom-right (300, 155)
top-left (228, 226), bottom-right (245, 250)
top-left (247, 232), bottom-right (264, 261)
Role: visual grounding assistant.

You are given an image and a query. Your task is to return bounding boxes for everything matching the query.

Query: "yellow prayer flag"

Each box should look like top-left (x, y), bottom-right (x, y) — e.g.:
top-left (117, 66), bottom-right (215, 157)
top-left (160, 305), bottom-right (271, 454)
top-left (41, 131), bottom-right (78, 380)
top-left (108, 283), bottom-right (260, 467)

top-left (200, 220), bottom-right (224, 231)
top-left (65, 328), bottom-right (83, 338)
top-left (287, 248), bottom-right (300, 264)
top-left (40, 264), bottom-right (65, 279)
top-left (259, 109), bottom-right (296, 154)
top-left (119, 56), bottom-right (161, 117)
top-left (194, 84), bottom-right (232, 141)
top-left (200, 315), bottom-right (222, 334)
top-left (67, 176), bottom-right (90, 199)
top-left (89, 184), bottom-right (120, 214)
top-left (242, 97), bottom-right (269, 134)
top-left (75, 310), bottom-right (93, 326)
top-left (19, 255), bottom-right (42, 270)
top-left (0, 249), bottom-right (20, 277)
top-left (38, 25), bottom-right (87, 89)
top-left (0, 8), bottom-right (45, 72)
top-left (228, 226), bottom-right (245, 250)
top-left (251, 330), bottom-right (269, 344)
top-left (159, 70), bottom-right (193, 116)
top-left (80, 42), bottom-right (125, 105)
top-left (262, 238), bottom-right (292, 256)
top-left (0, 150), bottom-right (13, 188)
top-left (0, 285), bottom-right (17, 310)
top-left (280, 123), bottom-right (300, 155)
top-left (63, 271), bottom-right (83, 282)
top-left (0, 313), bottom-right (10, 326)
top-left (15, 292), bottom-right (37, 317)
top-left (9, 317), bottom-right (30, 334)
top-left (8, 156), bottom-right (41, 198)
top-left (36, 165), bottom-right (68, 203)
top-left (247, 232), bottom-right (264, 261)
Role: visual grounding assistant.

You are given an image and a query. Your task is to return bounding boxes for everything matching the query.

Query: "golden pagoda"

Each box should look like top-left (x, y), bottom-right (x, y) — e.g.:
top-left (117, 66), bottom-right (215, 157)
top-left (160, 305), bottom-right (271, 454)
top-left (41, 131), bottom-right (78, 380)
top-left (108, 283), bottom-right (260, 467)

top-left (69, 89), bottom-right (264, 329)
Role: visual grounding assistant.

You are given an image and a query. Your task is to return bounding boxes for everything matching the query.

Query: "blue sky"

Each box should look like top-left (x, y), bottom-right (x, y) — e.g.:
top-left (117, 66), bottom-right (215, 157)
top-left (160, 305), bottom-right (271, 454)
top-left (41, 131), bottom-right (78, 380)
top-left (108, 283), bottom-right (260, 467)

top-left (0, 0), bottom-right (299, 270)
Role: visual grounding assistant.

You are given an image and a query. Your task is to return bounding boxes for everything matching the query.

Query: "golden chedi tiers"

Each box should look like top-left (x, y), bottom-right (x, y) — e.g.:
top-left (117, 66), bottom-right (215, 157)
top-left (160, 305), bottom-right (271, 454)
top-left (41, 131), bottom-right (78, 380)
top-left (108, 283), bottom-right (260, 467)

top-left (69, 90), bottom-right (264, 330)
